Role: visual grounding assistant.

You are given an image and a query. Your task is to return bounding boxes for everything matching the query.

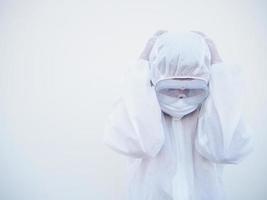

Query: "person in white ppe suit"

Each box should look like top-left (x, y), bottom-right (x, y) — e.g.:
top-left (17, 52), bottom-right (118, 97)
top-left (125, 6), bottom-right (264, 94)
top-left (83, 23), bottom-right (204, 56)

top-left (103, 30), bottom-right (253, 200)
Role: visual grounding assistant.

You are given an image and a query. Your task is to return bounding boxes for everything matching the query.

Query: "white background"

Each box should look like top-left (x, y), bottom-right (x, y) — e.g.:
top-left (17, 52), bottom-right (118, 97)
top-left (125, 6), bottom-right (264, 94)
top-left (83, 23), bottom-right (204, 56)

top-left (0, 0), bottom-right (266, 199)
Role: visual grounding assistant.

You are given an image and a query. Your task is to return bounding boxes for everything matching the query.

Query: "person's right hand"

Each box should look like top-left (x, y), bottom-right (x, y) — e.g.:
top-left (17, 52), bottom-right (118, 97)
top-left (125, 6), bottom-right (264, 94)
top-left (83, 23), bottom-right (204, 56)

top-left (139, 30), bottom-right (167, 61)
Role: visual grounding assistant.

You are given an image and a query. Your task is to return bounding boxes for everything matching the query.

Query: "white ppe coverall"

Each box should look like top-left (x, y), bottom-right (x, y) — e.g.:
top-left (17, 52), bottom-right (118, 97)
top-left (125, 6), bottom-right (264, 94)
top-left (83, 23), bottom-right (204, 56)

top-left (103, 31), bottom-right (253, 200)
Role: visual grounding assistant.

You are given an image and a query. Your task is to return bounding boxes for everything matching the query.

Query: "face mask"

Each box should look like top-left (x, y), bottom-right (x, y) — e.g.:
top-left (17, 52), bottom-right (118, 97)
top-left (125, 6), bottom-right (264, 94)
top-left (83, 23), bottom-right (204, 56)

top-left (154, 78), bottom-right (209, 119)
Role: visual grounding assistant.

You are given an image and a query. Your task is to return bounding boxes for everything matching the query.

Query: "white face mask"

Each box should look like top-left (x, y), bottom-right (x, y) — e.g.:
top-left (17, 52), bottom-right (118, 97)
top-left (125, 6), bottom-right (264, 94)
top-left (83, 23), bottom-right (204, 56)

top-left (154, 78), bottom-right (209, 119)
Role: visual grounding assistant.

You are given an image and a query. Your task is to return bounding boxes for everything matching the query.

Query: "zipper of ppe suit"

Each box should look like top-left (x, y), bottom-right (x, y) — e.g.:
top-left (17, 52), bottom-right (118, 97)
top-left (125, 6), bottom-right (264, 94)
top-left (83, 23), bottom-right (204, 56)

top-left (172, 117), bottom-right (193, 200)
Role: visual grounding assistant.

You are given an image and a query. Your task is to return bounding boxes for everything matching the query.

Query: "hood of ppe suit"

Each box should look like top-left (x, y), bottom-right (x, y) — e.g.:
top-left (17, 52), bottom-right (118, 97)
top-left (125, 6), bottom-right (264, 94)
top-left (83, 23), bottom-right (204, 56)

top-left (148, 32), bottom-right (212, 85)
top-left (104, 31), bottom-right (248, 160)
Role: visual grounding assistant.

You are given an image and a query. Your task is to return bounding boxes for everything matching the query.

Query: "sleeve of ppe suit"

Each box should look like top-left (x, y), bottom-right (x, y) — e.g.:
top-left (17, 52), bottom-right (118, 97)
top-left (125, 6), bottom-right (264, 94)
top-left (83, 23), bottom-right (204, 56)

top-left (103, 98), bottom-right (149, 158)
top-left (103, 59), bottom-right (165, 158)
top-left (195, 62), bottom-right (253, 164)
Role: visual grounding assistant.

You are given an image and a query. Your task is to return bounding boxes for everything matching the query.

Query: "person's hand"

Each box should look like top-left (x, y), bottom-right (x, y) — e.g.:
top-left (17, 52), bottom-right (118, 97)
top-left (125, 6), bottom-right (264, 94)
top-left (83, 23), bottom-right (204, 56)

top-left (139, 30), bottom-right (167, 61)
top-left (191, 31), bottom-right (223, 65)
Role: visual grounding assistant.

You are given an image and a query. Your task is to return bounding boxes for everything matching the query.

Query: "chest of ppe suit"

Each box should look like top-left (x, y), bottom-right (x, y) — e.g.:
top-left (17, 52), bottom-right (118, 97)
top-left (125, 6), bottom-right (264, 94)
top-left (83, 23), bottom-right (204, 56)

top-left (103, 32), bottom-right (253, 200)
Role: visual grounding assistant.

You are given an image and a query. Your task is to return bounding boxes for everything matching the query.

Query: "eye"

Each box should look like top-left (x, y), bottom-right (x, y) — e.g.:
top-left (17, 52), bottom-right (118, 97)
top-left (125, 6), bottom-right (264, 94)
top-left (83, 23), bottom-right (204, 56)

top-left (159, 89), bottom-right (184, 97)
top-left (158, 88), bottom-right (206, 98)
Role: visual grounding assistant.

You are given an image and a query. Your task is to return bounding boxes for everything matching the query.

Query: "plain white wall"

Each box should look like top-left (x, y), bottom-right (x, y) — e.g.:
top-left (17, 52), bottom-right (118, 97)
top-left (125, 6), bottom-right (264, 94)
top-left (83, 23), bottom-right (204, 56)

top-left (0, 0), bottom-right (266, 199)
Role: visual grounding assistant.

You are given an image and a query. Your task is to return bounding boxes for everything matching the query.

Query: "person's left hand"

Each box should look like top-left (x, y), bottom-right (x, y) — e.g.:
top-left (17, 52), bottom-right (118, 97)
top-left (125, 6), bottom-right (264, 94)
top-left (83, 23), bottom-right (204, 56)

top-left (190, 31), bottom-right (223, 65)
